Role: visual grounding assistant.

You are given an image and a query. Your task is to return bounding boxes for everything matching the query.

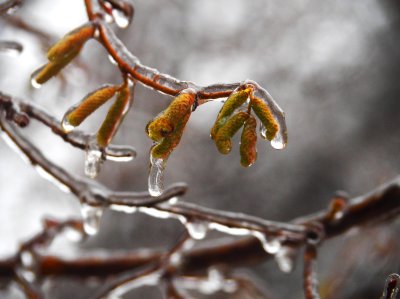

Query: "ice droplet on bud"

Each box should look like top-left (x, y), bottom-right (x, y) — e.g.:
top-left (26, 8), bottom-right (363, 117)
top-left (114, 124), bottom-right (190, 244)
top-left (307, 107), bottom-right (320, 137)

top-left (148, 155), bottom-right (165, 196)
top-left (112, 9), bottom-right (130, 28)
top-left (30, 68), bottom-right (43, 89)
top-left (61, 117), bottom-right (75, 133)
top-left (252, 231), bottom-right (282, 254)
top-left (186, 221), bottom-right (209, 240)
top-left (80, 203), bottom-right (103, 236)
top-left (85, 138), bottom-right (103, 178)
top-left (271, 131), bottom-right (286, 150)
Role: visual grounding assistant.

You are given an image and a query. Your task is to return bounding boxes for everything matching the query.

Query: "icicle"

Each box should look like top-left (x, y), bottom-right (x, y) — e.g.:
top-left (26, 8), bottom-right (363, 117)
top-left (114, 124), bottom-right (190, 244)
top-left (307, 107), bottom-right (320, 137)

top-left (252, 231), bottom-right (281, 254)
top-left (275, 246), bottom-right (296, 273)
top-left (112, 9), bottom-right (130, 28)
top-left (85, 138), bottom-right (103, 178)
top-left (80, 203), bottom-right (104, 236)
top-left (148, 154), bottom-right (165, 196)
top-left (186, 221), bottom-right (208, 240)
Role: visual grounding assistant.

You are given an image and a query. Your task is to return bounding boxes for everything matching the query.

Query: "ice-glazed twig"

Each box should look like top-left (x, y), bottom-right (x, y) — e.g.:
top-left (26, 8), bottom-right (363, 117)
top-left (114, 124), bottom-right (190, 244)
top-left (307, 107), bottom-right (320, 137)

top-left (0, 41), bottom-right (23, 56)
top-left (303, 243), bottom-right (321, 299)
top-left (12, 218), bottom-right (84, 299)
top-left (0, 0), bottom-right (22, 14)
top-left (381, 274), bottom-right (400, 299)
top-left (93, 232), bottom-right (191, 299)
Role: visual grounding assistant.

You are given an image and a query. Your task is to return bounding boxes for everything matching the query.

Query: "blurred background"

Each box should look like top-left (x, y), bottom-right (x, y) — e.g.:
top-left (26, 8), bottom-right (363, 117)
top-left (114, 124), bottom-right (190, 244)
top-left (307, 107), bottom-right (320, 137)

top-left (0, 0), bottom-right (399, 298)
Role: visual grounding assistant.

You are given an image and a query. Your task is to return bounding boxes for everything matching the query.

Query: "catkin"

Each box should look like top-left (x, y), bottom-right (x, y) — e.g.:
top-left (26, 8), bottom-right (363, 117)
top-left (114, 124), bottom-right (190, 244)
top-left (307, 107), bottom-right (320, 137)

top-left (97, 83), bottom-right (131, 147)
top-left (214, 111), bottom-right (249, 154)
top-left (210, 88), bottom-right (250, 139)
top-left (240, 115), bottom-right (257, 167)
top-left (250, 97), bottom-right (278, 141)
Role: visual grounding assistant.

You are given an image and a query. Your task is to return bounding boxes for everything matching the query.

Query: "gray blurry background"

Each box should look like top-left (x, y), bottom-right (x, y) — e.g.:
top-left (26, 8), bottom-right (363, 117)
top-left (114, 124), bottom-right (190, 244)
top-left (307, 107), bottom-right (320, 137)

top-left (0, 0), bottom-right (399, 298)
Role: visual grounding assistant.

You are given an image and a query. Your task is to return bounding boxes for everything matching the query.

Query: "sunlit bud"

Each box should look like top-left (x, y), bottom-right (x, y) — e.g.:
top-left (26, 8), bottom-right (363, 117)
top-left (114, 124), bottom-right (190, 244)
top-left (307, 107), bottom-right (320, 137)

top-left (240, 115), bottom-right (257, 167)
top-left (97, 82), bottom-right (131, 147)
top-left (250, 97), bottom-right (278, 141)
top-left (214, 111), bottom-right (249, 154)
top-left (210, 88), bottom-right (250, 139)
top-left (47, 23), bottom-right (95, 62)
top-left (61, 85), bottom-right (119, 131)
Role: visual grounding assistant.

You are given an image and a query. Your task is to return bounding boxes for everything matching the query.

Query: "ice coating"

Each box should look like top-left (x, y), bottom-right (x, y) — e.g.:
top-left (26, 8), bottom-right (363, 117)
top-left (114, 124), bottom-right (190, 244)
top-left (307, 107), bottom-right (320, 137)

top-left (34, 165), bottom-right (71, 193)
top-left (100, 23), bottom-right (189, 93)
top-left (251, 231), bottom-right (282, 254)
top-left (30, 67), bottom-right (44, 89)
top-left (186, 221), bottom-right (209, 240)
top-left (247, 80), bottom-right (288, 149)
top-left (275, 246), bottom-right (296, 273)
top-left (112, 9), bottom-right (130, 28)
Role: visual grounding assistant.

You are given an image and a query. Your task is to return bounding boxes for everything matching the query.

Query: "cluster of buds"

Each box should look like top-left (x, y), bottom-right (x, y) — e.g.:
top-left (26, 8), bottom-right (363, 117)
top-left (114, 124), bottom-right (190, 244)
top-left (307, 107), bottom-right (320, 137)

top-left (31, 22), bottom-right (96, 87)
top-left (61, 81), bottom-right (132, 148)
top-left (210, 86), bottom-right (279, 167)
top-left (146, 90), bottom-right (196, 161)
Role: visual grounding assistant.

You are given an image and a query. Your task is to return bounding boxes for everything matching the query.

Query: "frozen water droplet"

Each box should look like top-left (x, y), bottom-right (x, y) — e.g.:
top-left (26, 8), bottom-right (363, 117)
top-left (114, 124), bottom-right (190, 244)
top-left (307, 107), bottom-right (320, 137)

top-left (61, 117), bottom-right (75, 133)
top-left (275, 247), bottom-right (296, 273)
top-left (30, 69), bottom-right (42, 89)
top-left (148, 155), bottom-right (165, 196)
top-left (112, 9), bottom-right (130, 28)
top-left (186, 221), bottom-right (208, 240)
top-left (85, 139), bottom-right (103, 178)
top-left (252, 232), bottom-right (282, 254)
top-left (270, 131), bottom-right (286, 150)
top-left (63, 227), bottom-right (84, 242)
top-left (108, 55), bottom-right (118, 65)
top-left (81, 203), bottom-right (103, 236)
